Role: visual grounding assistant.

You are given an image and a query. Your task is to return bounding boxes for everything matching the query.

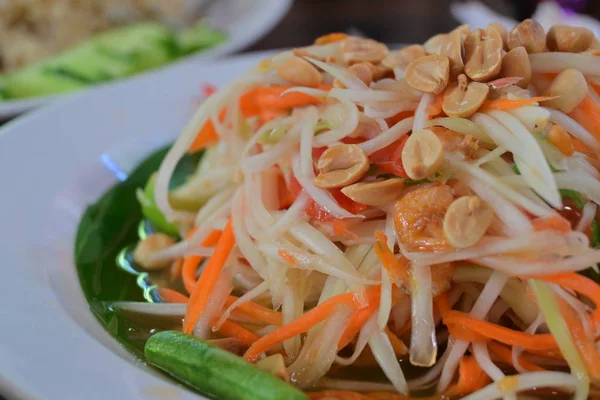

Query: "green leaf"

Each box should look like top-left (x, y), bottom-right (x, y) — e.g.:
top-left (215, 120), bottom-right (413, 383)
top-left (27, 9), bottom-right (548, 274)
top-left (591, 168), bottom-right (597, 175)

top-left (74, 145), bottom-right (203, 319)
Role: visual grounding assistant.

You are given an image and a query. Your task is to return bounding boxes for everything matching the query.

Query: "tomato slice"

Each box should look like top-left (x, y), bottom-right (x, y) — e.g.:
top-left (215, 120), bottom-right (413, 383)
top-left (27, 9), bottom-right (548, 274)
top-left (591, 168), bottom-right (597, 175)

top-left (369, 136), bottom-right (410, 178)
top-left (306, 189), bottom-right (367, 222)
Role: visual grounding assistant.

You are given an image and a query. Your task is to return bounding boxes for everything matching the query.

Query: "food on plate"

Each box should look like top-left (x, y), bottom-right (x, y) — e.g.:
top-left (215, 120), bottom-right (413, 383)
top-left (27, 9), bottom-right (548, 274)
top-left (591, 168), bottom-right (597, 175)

top-left (0, 1), bottom-right (225, 100)
top-left (76, 21), bottom-right (600, 400)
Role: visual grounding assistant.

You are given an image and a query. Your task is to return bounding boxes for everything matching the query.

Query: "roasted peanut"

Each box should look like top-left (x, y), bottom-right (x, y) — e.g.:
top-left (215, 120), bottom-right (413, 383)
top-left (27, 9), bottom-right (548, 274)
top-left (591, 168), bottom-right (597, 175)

top-left (547, 25), bottom-right (595, 53)
top-left (340, 37), bottom-right (388, 64)
top-left (277, 56), bottom-right (323, 87)
top-left (348, 62), bottom-right (374, 85)
top-left (421, 28), bottom-right (464, 79)
top-left (341, 178), bottom-right (405, 206)
top-left (442, 74), bottom-right (489, 118)
top-left (464, 28), bottom-right (503, 82)
top-left (543, 68), bottom-right (588, 113)
top-left (133, 233), bottom-right (176, 270)
top-left (314, 144), bottom-right (370, 189)
top-left (507, 19), bottom-right (546, 53)
top-left (424, 33), bottom-right (447, 55)
top-left (315, 32), bottom-right (348, 45)
top-left (405, 54), bottom-right (450, 94)
top-left (442, 27), bottom-right (465, 78)
top-left (382, 44), bottom-right (426, 69)
top-left (488, 23), bottom-right (509, 50)
top-left (455, 24), bottom-right (470, 41)
top-left (402, 129), bottom-right (444, 180)
top-left (498, 46), bottom-right (531, 88)
top-left (443, 196), bottom-right (493, 248)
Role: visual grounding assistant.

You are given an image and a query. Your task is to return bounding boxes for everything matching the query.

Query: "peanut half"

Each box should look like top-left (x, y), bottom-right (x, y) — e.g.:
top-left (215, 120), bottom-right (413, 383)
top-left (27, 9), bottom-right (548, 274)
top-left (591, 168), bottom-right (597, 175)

top-left (133, 233), bottom-right (176, 270)
top-left (443, 196), bottom-right (493, 248)
top-left (277, 56), bottom-right (323, 87)
top-left (401, 129), bottom-right (444, 180)
top-left (341, 178), bottom-right (405, 206)
top-left (464, 27), bottom-right (503, 82)
top-left (314, 144), bottom-right (370, 189)
top-left (543, 68), bottom-right (588, 113)
top-left (442, 74), bottom-right (489, 118)
top-left (405, 54), bottom-right (450, 94)
top-left (498, 46), bottom-right (531, 88)
top-left (340, 37), bottom-right (388, 64)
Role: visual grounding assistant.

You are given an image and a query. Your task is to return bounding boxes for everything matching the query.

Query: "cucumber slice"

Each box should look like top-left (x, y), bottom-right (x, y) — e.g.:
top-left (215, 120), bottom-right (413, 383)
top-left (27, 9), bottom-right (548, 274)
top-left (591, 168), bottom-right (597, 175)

top-left (137, 174), bottom-right (179, 236)
top-left (94, 23), bottom-right (177, 71)
top-left (177, 21), bottom-right (226, 55)
top-left (145, 331), bottom-right (307, 400)
top-left (46, 43), bottom-right (136, 83)
top-left (0, 75), bottom-right (6, 99)
top-left (4, 66), bottom-right (86, 99)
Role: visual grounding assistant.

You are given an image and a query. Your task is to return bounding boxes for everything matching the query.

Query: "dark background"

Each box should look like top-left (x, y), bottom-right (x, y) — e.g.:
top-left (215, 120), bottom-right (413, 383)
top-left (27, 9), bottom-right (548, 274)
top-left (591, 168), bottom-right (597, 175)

top-left (247, 0), bottom-right (600, 51)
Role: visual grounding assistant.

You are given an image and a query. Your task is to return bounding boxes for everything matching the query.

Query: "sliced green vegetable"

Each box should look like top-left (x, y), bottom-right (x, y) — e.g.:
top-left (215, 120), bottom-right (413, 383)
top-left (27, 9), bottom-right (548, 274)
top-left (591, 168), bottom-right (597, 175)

top-left (560, 189), bottom-right (585, 209)
top-left (137, 174), bottom-right (179, 236)
top-left (4, 65), bottom-right (86, 98)
top-left (177, 20), bottom-right (227, 55)
top-left (0, 75), bottom-right (6, 99)
top-left (46, 42), bottom-right (136, 83)
top-left (94, 22), bottom-right (176, 71)
top-left (145, 331), bottom-right (308, 400)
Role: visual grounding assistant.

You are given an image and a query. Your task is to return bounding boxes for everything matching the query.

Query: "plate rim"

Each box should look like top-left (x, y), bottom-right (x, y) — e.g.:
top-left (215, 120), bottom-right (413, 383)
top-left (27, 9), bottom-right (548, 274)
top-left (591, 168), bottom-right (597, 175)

top-left (0, 50), bottom-right (278, 400)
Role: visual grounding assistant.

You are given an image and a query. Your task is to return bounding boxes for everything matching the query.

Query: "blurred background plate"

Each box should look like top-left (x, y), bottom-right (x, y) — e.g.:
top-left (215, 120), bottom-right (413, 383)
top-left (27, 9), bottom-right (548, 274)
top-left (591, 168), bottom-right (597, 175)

top-left (0, 0), bottom-right (291, 120)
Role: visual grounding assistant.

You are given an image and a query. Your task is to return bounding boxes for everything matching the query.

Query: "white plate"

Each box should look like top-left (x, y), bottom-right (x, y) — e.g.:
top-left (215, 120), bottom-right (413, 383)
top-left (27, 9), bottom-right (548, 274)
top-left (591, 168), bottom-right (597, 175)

top-left (0, 50), bottom-right (277, 400)
top-left (0, 0), bottom-right (291, 120)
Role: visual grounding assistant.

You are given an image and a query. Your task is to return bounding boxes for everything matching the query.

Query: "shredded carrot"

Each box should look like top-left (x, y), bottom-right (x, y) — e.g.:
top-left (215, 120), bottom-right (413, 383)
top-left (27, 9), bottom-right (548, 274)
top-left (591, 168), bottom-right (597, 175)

top-left (548, 124), bottom-right (575, 156)
top-left (278, 249), bottom-right (297, 266)
top-left (332, 219), bottom-right (359, 240)
top-left (169, 257), bottom-right (183, 282)
top-left (315, 33), bottom-right (349, 45)
top-left (214, 320), bottom-right (260, 346)
top-left (385, 327), bottom-right (408, 356)
top-left (337, 288), bottom-right (381, 349)
top-left (531, 215), bottom-right (572, 233)
top-left (570, 96), bottom-right (600, 143)
top-left (557, 299), bottom-right (600, 380)
top-left (239, 88), bottom-right (261, 117)
top-left (487, 342), bottom-right (545, 372)
top-left (189, 119), bottom-right (219, 153)
top-left (447, 324), bottom-right (490, 343)
top-left (385, 111), bottom-right (414, 127)
top-left (183, 219), bottom-right (235, 334)
top-left (256, 85), bottom-right (330, 110)
top-left (374, 231), bottom-right (410, 284)
top-left (479, 96), bottom-right (557, 111)
top-left (443, 310), bottom-right (558, 350)
top-left (157, 287), bottom-right (189, 303)
top-left (571, 136), bottom-right (596, 158)
top-left (537, 272), bottom-right (600, 325)
top-left (182, 230), bottom-right (223, 294)
top-left (444, 356), bottom-right (491, 398)
top-left (244, 286), bottom-right (381, 362)
top-left (259, 107), bottom-right (290, 123)
top-left (224, 295), bottom-right (283, 326)
top-left (434, 292), bottom-right (451, 317)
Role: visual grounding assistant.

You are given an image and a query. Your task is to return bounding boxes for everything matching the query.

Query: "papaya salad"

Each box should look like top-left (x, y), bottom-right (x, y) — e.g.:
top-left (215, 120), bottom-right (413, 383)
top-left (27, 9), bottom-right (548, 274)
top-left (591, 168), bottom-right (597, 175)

top-left (127, 20), bottom-right (600, 400)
